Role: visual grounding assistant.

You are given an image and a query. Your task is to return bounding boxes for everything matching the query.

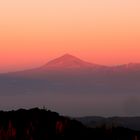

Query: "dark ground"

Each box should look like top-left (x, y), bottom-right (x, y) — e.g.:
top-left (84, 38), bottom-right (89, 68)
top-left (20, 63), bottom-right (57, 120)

top-left (0, 108), bottom-right (139, 140)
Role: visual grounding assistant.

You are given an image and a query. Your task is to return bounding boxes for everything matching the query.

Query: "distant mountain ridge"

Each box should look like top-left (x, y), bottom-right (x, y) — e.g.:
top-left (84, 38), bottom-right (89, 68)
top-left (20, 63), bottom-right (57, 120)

top-left (1, 54), bottom-right (140, 75)
top-left (77, 116), bottom-right (140, 131)
top-left (38, 53), bottom-right (107, 73)
top-left (0, 54), bottom-right (140, 116)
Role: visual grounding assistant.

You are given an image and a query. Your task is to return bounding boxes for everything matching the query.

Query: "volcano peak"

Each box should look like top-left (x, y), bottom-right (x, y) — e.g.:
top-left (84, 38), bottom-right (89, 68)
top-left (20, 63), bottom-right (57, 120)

top-left (41, 54), bottom-right (95, 70)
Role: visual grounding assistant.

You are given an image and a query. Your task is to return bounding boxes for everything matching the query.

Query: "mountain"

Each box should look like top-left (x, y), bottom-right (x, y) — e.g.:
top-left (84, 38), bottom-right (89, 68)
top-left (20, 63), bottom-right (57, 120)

top-left (40, 53), bottom-right (105, 70)
top-left (111, 63), bottom-right (140, 73)
top-left (76, 116), bottom-right (140, 131)
top-left (4, 53), bottom-right (106, 77)
top-left (3, 54), bottom-right (140, 76)
top-left (1, 54), bottom-right (140, 116)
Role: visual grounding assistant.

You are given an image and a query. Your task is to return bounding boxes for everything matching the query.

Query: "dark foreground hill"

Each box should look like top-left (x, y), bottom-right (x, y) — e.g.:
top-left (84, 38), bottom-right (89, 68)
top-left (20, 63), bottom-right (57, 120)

top-left (0, 108), bottom-right (140, 140)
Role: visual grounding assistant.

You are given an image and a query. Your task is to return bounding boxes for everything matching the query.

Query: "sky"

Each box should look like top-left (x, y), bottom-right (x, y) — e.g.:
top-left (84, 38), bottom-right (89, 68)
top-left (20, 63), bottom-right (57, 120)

top-left (0, 0), bottom-right (140, 72)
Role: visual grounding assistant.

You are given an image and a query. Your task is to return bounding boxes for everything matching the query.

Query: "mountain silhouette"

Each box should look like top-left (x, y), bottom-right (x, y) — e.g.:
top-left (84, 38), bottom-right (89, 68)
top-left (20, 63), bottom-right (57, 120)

top-left (1, 54), bottom-right (140, 116)
top-left (0, 108), bottom-right (139, 140)
top-left (39, 53), bottom-right (106, 71)
top-left (8, 53), bottom-right (106, 76)
top-left (1, 54), bottom-right (140, 75)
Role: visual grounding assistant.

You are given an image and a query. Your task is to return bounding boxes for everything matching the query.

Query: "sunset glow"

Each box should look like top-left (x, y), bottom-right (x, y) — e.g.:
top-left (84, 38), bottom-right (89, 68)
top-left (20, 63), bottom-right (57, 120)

top-left (0, 0), bottom-right (140, 72)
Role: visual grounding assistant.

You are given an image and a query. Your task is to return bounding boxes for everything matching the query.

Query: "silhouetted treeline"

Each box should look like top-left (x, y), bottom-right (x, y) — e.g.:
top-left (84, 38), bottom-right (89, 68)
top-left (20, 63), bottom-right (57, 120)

top-left (0, 108), bottom-right (139, 140)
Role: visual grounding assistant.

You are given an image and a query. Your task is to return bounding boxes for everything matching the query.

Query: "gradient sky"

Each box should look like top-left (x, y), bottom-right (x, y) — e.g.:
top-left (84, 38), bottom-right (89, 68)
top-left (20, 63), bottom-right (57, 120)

top-left (0, 0), bottom-right (140, 72)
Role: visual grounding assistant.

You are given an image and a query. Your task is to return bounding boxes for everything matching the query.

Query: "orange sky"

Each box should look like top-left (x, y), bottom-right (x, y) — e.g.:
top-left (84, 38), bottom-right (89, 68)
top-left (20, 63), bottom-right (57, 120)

top-left (0, 0), bottom-right (140, 72)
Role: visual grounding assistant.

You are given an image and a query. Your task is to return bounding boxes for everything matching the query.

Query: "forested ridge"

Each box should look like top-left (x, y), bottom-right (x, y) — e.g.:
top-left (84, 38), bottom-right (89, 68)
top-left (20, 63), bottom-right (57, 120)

top-left (0, 108), bottom-right (139, 140)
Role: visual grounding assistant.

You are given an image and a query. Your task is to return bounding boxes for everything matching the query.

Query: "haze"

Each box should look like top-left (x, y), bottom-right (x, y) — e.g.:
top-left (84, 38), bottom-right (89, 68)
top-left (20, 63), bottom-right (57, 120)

top-left (0, 1), bottom-right (140, 116)
top-left (0, 0), bottom-right (140, 72)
